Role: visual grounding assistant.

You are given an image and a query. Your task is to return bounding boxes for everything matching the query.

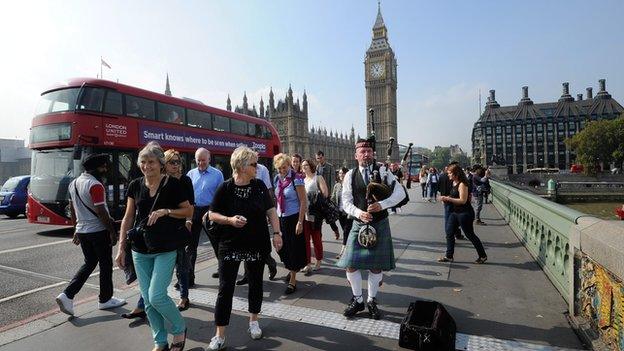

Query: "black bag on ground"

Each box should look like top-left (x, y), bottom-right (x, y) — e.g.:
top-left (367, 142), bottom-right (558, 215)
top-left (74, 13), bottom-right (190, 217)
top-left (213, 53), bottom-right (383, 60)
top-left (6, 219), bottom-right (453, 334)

top-left (399, 300), bottom-right (456, 351)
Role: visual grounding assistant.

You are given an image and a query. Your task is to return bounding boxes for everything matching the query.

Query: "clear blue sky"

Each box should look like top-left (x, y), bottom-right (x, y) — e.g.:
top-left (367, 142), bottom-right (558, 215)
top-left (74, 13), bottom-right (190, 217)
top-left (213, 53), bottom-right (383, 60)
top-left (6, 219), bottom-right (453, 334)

top-left (1, 0), bottom-right (622, 153)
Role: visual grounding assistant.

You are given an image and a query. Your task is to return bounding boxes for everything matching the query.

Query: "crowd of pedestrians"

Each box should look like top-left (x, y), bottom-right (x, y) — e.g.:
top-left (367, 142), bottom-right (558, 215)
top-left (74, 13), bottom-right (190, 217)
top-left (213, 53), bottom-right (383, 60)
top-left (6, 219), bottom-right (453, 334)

top-left (56, 137), bottom-right (492, 350)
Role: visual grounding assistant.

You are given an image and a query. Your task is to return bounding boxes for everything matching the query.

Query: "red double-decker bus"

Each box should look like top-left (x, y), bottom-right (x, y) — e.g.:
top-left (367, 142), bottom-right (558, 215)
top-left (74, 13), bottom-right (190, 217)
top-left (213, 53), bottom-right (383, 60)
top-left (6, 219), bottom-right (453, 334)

top-left (28, 78), bottom-right (281, 225)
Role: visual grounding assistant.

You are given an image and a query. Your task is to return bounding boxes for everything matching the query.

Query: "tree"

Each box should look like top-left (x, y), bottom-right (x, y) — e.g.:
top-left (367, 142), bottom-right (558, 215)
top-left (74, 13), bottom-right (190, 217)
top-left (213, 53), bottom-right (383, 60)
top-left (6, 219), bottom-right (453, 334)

top-left (429, 147), bottom-right (451, 170)
top-left (566, 116), bottom-right (624, 175)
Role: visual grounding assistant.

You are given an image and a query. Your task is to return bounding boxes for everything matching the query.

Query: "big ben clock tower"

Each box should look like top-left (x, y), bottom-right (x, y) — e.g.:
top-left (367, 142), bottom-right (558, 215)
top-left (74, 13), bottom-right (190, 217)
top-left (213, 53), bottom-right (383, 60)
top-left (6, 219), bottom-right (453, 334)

top-left (365, 2), bottom-right (398, 161)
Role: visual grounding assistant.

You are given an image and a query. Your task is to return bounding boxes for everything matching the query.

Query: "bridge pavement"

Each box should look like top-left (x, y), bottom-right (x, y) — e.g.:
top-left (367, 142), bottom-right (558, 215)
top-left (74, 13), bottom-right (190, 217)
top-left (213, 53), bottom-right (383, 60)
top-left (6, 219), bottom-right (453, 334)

top-left (0, 188), bottom-right (585, 350)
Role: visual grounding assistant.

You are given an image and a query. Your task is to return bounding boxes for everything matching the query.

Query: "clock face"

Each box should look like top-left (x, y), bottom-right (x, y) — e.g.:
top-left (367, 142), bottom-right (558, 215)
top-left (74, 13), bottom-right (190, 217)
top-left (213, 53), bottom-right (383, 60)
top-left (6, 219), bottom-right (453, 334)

top-left (370, 62), bottom-right (385, 79)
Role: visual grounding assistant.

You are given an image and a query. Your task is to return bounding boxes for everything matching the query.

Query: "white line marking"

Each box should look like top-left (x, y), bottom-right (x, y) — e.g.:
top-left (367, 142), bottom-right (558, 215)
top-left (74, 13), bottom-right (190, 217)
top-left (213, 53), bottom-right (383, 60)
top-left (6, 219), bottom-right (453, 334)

top-left (0, 282), bottom-right (67, 304)
top-left (0, 239), bottom-right (72, 255)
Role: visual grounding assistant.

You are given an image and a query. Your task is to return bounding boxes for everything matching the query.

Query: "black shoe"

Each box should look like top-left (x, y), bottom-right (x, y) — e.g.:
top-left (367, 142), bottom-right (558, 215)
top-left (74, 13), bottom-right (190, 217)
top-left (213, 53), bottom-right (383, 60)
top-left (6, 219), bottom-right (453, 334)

top-left (284, 283), bottom-right (297, 295)
top-left (343, 296), bottom-right (365, 317)
top-left (268, 265), bottom-right (277, 281)
top-left (367, 298), bottom-right (381, 320)
top-left (121, 310), bottom-right (146, 319)
top-left (174, 282), bottom-right (180, 291)
top-left (236, 277), bottom-right (248, 286)
top-left (212, 272), bottom-right (219, 279)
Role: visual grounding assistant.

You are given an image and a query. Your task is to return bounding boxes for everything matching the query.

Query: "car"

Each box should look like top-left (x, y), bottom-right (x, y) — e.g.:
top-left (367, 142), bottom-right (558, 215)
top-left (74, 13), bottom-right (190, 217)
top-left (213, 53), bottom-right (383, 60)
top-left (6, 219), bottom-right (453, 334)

top-left (0, 175), bottom-right (30, 218)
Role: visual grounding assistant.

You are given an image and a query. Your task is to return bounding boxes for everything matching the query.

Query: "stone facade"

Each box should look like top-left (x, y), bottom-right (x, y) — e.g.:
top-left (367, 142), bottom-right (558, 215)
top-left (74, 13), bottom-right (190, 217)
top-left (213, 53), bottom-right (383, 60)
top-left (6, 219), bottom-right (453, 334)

top-left (0, 139), bottom-right (31, 184)
top-left (365, 3), bottom-right (399, 161)
top-left (228, 88), bottom-right (355, 168)
top-left (472, 79), bottom-right (623, 173)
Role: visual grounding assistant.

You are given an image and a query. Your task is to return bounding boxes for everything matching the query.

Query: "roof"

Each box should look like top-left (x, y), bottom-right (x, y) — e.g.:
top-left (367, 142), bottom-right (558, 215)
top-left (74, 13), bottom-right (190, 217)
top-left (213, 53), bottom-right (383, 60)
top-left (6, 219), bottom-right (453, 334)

top-left (477, 95), bottom-right (623, 124)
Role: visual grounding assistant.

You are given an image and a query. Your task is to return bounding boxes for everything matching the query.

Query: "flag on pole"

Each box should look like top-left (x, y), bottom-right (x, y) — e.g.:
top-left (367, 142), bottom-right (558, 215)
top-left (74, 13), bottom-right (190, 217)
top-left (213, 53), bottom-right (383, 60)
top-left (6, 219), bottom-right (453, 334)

top-left (101, 58), bottom-right (111, 69)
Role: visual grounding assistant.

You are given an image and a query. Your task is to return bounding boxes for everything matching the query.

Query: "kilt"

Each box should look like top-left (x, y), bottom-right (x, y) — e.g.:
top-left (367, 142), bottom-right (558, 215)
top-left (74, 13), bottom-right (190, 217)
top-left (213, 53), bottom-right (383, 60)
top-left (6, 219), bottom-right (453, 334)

top-left (336, 217), bottom-right (395, 271)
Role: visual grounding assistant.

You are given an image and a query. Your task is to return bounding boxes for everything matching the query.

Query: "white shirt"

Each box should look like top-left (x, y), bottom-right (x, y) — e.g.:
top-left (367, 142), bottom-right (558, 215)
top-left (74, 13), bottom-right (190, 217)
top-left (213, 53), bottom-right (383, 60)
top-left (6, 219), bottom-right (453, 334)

top-left (255, 163), bottom-right (272, 190)
top-left (341, 164), bottom-right (406, 219)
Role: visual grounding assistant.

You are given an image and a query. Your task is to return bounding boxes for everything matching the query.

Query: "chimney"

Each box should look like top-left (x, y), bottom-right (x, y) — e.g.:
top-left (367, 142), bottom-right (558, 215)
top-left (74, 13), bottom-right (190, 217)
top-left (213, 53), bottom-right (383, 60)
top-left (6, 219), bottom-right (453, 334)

top-left (586, 87), bottom-right (593, 99)
top-left (486, 89), bottom-right (499, 108)
top-left (522, 86), bottom-right (529, 99)
top-left (489, 90), bottom-right (495, 101)
top-left (576, 94), bottom-right (583, 101)
top-left (599, 79), bottom-right (606, 92)
top-left (562, 82), bottom-right (570, 95)
top-left (559, 82), bottom-right (574, 102)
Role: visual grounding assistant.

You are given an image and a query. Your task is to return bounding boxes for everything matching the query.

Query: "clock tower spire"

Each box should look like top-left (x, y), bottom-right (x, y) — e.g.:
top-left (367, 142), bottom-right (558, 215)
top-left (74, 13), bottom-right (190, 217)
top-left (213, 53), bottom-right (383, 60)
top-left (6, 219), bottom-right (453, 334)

top-left (365, 1), bottom-right (398, 160)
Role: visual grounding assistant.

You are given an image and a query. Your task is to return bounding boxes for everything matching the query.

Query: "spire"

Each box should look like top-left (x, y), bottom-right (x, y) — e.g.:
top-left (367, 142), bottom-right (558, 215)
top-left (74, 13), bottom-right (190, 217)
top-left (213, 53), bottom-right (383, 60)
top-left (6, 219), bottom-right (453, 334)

top-left (226, 94), bottom-right (232, 111)
top-left (243, 91), bottom-right (248, 110)
top-left (259, 96), bottom-right (265, 118)
top-left (269, 87), bottom-right (275, 113)
top-left (164, 73), bottom-right (172, 96)
top-left (302, 89), bottom-right (308, 115)
top-left (373, 1), bottom-right (385, 29)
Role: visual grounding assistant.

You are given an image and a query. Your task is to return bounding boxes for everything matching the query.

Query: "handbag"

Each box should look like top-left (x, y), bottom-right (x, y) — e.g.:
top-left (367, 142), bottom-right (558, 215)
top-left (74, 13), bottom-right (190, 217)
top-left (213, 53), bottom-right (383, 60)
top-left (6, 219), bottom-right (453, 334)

top-left (399, 300), bottom-right (456, 351)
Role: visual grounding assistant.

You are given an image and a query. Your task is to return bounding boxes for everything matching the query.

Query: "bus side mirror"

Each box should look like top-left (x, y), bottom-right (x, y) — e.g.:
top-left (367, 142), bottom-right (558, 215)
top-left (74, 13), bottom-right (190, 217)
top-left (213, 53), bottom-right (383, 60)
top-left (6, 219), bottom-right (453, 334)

top-left (73, 145), bottom-right (83, 160)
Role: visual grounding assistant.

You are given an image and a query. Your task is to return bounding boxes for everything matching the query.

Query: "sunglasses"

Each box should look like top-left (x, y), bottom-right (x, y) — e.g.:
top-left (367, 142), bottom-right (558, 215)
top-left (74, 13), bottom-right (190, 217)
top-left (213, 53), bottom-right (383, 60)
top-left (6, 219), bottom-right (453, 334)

top-left (168, 160), bottom-right (181, 165)
top-left (249, 162), bottom-right (258, 168)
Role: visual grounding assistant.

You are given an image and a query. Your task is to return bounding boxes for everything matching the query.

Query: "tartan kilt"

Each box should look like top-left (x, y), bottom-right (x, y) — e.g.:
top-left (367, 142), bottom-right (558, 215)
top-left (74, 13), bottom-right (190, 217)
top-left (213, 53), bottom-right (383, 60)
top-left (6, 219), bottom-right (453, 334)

top-left (336, 217), bottom-right (395, 271)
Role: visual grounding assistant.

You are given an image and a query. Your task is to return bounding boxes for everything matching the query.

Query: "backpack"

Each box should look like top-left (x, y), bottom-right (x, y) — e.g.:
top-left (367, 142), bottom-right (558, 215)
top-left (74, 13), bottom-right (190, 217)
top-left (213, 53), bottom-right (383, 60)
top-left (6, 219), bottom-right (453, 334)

top-left (351, 164), bottom-right (410, 209)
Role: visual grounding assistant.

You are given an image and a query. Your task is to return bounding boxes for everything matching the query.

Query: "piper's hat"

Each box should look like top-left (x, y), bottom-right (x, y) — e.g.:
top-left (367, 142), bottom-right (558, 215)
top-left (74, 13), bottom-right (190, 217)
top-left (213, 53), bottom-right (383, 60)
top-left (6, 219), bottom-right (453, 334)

top-left (355, 136), bottom-right (375, 149)
top-left (83, 153), bottom-right (110, 171)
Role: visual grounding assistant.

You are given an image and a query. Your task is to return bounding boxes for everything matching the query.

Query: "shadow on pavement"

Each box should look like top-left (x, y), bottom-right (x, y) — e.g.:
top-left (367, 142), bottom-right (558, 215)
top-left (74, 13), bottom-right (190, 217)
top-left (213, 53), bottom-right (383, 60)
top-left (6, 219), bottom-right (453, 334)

top-left (36, 227), bottom-right (73, 237)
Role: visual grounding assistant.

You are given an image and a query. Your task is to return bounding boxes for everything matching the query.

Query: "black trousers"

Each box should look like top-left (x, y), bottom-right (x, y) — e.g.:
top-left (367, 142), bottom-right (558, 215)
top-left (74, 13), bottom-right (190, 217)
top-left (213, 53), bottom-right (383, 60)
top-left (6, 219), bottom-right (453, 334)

top-left (215, 259), bottom-right (264, 326)
top-left (64, 230), bottom-right (113, 303)
top-left (338, 212), bottom-right (354, 246)
top-left (187, 205), bottom-right (210, 283)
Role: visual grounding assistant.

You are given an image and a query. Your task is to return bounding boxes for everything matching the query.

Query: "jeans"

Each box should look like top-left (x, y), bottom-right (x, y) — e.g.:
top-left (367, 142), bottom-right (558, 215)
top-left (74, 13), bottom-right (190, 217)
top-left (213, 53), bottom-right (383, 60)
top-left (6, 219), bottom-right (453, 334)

top-left (428, 183), bottom-right (438, 199)
top-left (64, 230), bottom-right (113, 303)
top-left (188, 205), bottom-right (210, 283)
top-left (136, 247), bottom-right (189, 310)
top-left (443, 203), bottom-right (461, 238)
top-left (444, 207), bottom-right (487, 259)
top-left (215, 259), bottom-right (264, 326)
top-left (475, 193), bottom-right (485, 221)
top-left (133, 250), bottom-right (185, 347)
top-left (420, 183), bottom-right (427, 198)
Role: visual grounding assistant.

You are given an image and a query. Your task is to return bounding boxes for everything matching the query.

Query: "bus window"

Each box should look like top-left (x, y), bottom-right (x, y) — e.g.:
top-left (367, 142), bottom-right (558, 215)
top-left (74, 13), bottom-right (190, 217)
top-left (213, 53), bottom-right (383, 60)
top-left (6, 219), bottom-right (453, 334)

top-left (103, 91), bottom-right (123, 115)
top-left (35, 88), bottom-right (80, 115)
top-left (187, 109), bottom-right (212, 129)
top-left (213, 115), bottom-right (230, 132)
top-left (77, 87), bottom-right (105, 112)
top-left (249, 123), bottom-right (263, 138)
top-left (231, 119), bottom-right (247, 135)
top-left (260, 125), bottom-right (272, 139)
top-left (212, 154), bottom-right (232, 179)
top-left (157, 102), bottom-right (185, 124)
top-left (126, 95), bottom-right (155, 120)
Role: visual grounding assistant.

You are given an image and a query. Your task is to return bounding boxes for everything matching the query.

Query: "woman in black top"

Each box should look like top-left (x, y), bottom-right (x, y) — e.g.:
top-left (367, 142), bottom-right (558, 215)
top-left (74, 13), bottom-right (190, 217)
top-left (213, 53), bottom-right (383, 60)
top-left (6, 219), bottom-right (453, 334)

top-left (438, 164), bottom-right (487, 264)
top-left (207, 146), bottom-right (283, 350)
top-left (115, 142), bottom-right (193, 351)
top-left (123, 149), bottom-right (195, 320)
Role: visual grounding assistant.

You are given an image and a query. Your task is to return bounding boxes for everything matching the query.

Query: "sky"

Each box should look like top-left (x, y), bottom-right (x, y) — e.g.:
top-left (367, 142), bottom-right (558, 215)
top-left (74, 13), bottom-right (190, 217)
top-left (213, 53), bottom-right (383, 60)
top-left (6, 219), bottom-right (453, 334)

top-left (0, 0), bottom-right (622, 154)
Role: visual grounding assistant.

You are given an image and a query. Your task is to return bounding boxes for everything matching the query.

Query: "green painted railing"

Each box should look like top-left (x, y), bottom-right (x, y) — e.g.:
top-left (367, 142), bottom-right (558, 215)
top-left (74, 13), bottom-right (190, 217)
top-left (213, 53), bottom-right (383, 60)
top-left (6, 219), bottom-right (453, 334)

top-left (490, 180), bottom-right (586, 302)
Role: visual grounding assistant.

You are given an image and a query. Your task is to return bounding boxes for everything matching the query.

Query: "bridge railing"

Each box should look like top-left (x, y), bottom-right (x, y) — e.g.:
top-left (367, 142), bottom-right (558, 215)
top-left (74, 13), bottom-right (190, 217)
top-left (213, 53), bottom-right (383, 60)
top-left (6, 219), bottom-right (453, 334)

top-left (491, 180), bottom-right (624, 350)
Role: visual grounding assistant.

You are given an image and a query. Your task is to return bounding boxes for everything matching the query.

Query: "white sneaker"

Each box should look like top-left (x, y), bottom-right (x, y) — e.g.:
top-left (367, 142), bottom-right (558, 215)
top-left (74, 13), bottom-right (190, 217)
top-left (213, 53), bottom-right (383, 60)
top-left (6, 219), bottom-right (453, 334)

top-left (249, 321), bottom-right (263, 340)
top-left (208, 335), bottom-right (226, 350)
top-left (56, 292), bottom-right (74, 316)
top-left (98, 296), bottom-right (127, 310)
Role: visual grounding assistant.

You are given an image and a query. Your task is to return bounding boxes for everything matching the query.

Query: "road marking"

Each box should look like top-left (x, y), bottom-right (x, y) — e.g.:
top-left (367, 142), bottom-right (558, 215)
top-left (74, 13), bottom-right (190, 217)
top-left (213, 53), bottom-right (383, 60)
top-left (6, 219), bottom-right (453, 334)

top-left (0, 239), bottom-right (72, 255)
top-left (0, 282), bottom-right (67, 304)
top-left (182, 288), bottom-right (584, 351)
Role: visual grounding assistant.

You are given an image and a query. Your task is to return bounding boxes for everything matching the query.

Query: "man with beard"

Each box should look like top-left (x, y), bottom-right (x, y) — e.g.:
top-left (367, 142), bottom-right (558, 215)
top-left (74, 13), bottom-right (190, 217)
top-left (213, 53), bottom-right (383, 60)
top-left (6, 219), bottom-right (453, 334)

top-left (337, 137), bottom-right (405, 320)
top-left (56, 154), bottom-right (126, 315)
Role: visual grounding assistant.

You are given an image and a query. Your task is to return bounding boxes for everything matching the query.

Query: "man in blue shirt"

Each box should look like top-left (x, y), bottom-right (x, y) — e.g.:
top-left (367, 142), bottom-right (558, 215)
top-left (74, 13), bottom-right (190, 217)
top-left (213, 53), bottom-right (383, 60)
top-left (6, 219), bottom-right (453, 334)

top-left (187, 147), bottom-right (224, 283)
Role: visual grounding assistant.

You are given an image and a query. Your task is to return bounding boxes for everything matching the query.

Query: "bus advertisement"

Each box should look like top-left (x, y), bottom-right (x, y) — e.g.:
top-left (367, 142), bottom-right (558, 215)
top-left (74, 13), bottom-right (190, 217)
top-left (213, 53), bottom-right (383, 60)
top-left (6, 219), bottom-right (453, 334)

top-left (28, 78), bottom-right (281, 225)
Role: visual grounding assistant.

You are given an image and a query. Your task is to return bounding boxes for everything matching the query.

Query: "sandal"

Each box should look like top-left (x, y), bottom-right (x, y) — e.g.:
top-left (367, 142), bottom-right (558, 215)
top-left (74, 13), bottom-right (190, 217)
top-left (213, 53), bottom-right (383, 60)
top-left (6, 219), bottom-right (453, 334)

top-left (437, 256), bottom-right (454, 263)
top-left (170, 328), bottom-right (187, 351)
top-left (177, 299), bottom-right (190, 311)
top-left (284, 283), bottom-right (297, 295)
top-left (475, 257), bottom-right (488, 264)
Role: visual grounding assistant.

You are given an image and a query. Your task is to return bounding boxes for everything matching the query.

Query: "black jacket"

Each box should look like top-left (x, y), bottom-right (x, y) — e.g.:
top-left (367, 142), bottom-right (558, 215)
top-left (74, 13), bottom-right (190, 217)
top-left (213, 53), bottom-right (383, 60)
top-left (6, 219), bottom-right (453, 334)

top-left (438, 173), bottom-right (452, 196)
